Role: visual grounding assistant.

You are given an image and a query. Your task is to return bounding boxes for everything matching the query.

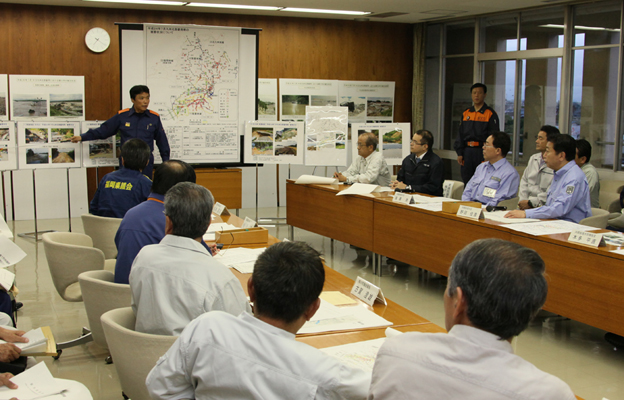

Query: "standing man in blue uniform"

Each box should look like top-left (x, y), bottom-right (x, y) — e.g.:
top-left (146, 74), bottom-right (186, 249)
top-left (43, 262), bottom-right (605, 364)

top-left (506, 134), bottom-right (591, 223)
top-left (71, 85), bottom-right (170, 178)
top-left (90, 139), bottom-right (152, 218)
top-left (454, 83), bottom-right (500, 184)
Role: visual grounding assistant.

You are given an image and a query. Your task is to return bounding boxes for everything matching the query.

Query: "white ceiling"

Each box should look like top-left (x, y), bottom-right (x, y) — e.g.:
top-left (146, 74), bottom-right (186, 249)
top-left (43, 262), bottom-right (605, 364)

top-left (0, 0), bottom-right (577, 23)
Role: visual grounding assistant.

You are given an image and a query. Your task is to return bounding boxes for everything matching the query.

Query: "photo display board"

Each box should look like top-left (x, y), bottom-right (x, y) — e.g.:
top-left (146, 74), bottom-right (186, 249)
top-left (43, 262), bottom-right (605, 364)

top-left (0, 75), bottom-right (8, 121)
top-left (0, 121), bottom-right (17, 171)
top-left (81, 121), bottom-right (120, 168)
top-left (258, 79), bottom-right (278, 121)
top-left (279, 79), bottom-right (339, 121)
top-left (304, 106), bottom-right (348, 167)
top-left (17, 122), bottom-right (81, 169)
top-left (338, 81), bottom-right (395, 123)
top-left (244, 120), bottom-right (304, 165)
top-left (351, 123), bottom-right (411, 166)
top-left (9, 75), bottom-right (85, 121)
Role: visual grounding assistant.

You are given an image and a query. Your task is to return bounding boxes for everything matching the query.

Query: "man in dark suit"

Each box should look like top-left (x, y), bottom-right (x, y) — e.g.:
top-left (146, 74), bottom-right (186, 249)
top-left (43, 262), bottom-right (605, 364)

top-left (391, 129), bottom-right (445, 196)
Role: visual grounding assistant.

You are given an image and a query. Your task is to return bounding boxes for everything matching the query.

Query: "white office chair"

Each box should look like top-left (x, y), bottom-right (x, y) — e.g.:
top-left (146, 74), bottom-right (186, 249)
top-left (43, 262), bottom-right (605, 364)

top-left (599, 191), bottom-right (621, 213)
top-left (81, 214), bottom-right (122, 260)
top-left (443, 180), bottom-right (464, 200)
top-left (101, 307), bottom-right (178, 400)
top-left (580, 208), bottom-right (610, 229)
top-left (79, 270), bottom-right (131, 363)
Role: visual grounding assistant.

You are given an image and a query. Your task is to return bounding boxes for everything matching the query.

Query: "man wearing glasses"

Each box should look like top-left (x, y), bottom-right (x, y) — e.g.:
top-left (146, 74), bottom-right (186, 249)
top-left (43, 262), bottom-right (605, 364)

top-left (518, 125), bottom-right (560, 210)
top-left (390, 129), bottom-right (444, 196)
top-left (333, 132), bottom-right (391, 186)
top-left (462, 131), bottom-right (519, 207)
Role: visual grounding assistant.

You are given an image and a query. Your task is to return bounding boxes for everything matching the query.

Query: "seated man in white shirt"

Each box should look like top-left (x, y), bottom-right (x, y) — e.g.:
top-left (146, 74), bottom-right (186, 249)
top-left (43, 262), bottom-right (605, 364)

top-left (334, 132), bottom-right (391, 186)
top-left (575, 139), bottom-right (600, 208)
top-left (146, 241), bottom-right (371, 400)
top-left (130, 182), bottom-right (250, 336)
top-left (368, 239), bottom-right (576, 400)
top-left (518, 125), bottom-right (559, 210)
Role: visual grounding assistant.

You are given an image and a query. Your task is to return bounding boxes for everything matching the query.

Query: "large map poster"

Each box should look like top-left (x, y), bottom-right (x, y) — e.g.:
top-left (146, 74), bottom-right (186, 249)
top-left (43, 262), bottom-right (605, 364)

top-left (145, 24), bottom-right (241, 163)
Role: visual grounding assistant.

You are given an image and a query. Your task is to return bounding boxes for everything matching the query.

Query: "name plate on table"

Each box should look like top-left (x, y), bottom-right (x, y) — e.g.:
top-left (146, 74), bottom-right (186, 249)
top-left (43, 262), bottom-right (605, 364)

top-left (392, 192), bottom-right (413, 205)
top-left (351, 276), bottom-right (387, 306)
top-left (242, 217), bottom-right (258, 229)
top-left (568, 230), bottom-right (605, 247)
top-left (457, 205), bottom-right (483, 221)
top-left (212, 202), bottom-right (230, 216)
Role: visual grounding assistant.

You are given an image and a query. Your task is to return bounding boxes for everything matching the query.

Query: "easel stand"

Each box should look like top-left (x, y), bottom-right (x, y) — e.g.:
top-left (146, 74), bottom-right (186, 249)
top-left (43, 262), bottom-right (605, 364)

top-left (255, 164), bottom-right (289, 227)
top-left (17, 169), bottom-right (56, 241)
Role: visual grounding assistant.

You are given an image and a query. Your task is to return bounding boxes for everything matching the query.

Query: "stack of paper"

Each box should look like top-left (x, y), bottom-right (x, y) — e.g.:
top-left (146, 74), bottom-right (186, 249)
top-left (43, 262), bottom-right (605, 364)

top-left (0, 327), bottom-right (48, 356)
top-left (336, 183), bottom-right (392, 197)
top-left (501, 220), bottom-right (600, 236)
top-left (0, 235), bottom-right (26, 268)
top-left (484, 210), bottom-right (537, 224)
top-left (321, 327), bottom-right (403, 372)
top-left (299, 299), bottom-right (392, 334)
top-left (213, 247), bottom-right (266, 274)
top-left (295, 175), bottom-right (338, 185)
top-left (0, 362), bottom-right (93, 399)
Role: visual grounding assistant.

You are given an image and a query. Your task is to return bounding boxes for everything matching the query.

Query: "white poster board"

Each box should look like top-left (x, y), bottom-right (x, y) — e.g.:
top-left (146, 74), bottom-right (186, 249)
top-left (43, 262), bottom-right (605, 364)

top-left (244, 121), bottom-right (304, 165)
top-left (339, 81), bottom-right (395, 122)
top-left (17, 122), bottom-right (81, 169)
top-left (258, 79), bottom-right (278, 121)
top-left (0, 75), bottom-right (8, 121)
top-left (0, 122), bottom-right (17, 171)
top-left (305, 106), bottom-right (348, 167)
top-left (81, 121), bottom-right (120, 167)
top-left (8, 75), bottom-right (85, 121)
top-left (351, 123), bottom-right (411, 166)
top-left (279, 79), bottom-right (339, 121)
top-left (145, 24), bottom-right (241, 164)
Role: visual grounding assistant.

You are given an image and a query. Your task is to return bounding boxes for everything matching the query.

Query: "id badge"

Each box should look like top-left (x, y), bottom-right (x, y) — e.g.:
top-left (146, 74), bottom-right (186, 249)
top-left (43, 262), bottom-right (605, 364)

top-left (483, 187), bottom-right (497, 198)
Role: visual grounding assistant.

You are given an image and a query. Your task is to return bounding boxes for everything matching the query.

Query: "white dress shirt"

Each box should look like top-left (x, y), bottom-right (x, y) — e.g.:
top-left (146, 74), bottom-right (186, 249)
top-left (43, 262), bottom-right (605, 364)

top-left (369, 324), bottom-right (576, 400)
top-left (146, 311), bottom-right (371, 400)
top-left (130, 235), bottom-right (251, 336)
top-left (581, 162), bottom-right (600, 208)
top-left (343, 151), bottom-right (392, 186)
top-left (518, 152), bottom-right (553, 207)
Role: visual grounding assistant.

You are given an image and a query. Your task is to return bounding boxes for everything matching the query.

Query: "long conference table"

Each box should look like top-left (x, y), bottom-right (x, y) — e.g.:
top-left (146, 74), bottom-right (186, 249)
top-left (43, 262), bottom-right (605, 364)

top-left (220, 199), bottom-right (585, 400)
top-left (286, 180), bottom-right (624, 338)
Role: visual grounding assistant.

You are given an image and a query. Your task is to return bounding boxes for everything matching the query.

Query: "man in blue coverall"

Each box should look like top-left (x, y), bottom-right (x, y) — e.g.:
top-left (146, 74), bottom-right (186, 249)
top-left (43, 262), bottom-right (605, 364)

top-left (71, 85), bottom-right (170, 178)
top-left (505, 134), bottom-right (591, 223)
top-left (89, 138), bottom-right (152, 218)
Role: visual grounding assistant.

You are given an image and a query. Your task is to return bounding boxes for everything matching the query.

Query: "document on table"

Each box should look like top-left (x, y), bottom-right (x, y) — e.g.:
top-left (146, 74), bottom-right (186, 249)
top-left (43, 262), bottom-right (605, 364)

top-left (410, 202), bottom-right (443, 212)
top-left (299, 299), bottom-right (392, 334)
top-left (213, 247), bottom-right (266, 274)
top-left (320, 291), bottom-right (358, 306)
top-left (0, 362), bottom-right (82, 400)
top-left (336, 183), bottom-right (380, 196)
top-left (501, 220), bottom-right (600, 236)
top-left (484, 210), bottom-right (538, 224)
top-left (295, 175), bottom-right (338, 185)
top-left (0, 235), bottom-right (26, 268)
top-left (410, 195), bottom-right (456, 204)
top-left (321, 327), bottom-right (403, 372)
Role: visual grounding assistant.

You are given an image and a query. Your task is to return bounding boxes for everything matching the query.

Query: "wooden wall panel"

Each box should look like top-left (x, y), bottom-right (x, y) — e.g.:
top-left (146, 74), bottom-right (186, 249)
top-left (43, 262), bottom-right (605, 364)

top-left (0, 4), bottom-right (413, 122)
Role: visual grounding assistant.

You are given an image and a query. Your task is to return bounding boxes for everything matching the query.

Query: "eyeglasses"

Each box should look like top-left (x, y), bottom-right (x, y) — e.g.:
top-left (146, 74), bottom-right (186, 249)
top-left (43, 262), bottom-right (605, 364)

top-left (483, 142), bottom-right (493, 148)
top-left (411, 140), bottom-right (424, 145)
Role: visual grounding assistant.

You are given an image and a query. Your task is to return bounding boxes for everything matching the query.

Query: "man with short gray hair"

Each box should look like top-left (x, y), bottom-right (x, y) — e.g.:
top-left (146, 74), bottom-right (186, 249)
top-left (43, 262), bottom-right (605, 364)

top-left (368, 239), bottom-right (575, 399)
top-left (130, 182), bottom-right (251, 336)
top-left (334, 132), bottom-right (392, 186)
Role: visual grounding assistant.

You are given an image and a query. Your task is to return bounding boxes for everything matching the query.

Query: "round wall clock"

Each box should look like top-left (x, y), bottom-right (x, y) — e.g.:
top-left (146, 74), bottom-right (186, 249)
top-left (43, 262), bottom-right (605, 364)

top-left (85, 27), bottom-right (110, 53)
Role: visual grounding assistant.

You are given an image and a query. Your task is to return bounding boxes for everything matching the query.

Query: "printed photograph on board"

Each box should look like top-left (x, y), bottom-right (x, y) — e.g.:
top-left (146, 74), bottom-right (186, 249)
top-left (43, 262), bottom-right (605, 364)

top-left (26, 148), bottom-right (49, 164)
top-left (89, 142), bottom-right (114, 159)
top-left (0, 93), bottom-right (6, 117)
top-left (282, 95), bottom-right (309, 116)
top-left (50, 94), bottom-right (84, 117)
top-left (275, 128), bottom-right (297, 156)
top-left (366, 97), bottom-right (393, 117)
top-left (51, 147), bottom-right (75, 163)
top-left (251, 126), bottom-right (274, 156)
top-left (51, 128), bottom-right (75, 143)
top-left (25, 128), bottom-right (48, 143)
top-left (258, 97), bottom-right (276, 117)
top-left (0, 147), bottom-right (8, 162)
top-left (311, 96), bottom-right (336, 106)
top-left (340, 96), bottom-right (366, 119)
top-left (13, 94), bottom-right (48, 117)
top-left (0, 128), bottom-right (9, 141)
top-left (382, 129), bottom-right (403, 158)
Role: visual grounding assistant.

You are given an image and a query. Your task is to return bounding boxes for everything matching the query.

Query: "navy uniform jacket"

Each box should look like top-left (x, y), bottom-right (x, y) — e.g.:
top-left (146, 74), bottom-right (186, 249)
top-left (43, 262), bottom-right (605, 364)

top-left (396, 151), bottom-right (445, 196)
top-left (81, 107), bottom-right (170, 177)
top-left (453, 103), bottom-right (500, 157)
top-left (90, 167), bottom-right (152, 219)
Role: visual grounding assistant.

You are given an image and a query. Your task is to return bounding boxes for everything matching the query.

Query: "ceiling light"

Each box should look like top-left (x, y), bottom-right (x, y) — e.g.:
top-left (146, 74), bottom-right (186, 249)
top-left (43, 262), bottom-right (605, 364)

top-left (540, 23), bottom-right (620, 32)
top-left (186, 3), bottom-right (282, 10)
top-left (280, 7), bottom-right (371, 16)
top-left (83, 0), bottom-right (186, 5)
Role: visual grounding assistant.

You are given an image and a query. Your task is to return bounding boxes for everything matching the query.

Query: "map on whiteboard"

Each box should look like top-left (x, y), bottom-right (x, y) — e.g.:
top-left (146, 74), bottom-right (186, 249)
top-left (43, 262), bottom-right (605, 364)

top-left (145, 25), bottom-right (240, 124)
